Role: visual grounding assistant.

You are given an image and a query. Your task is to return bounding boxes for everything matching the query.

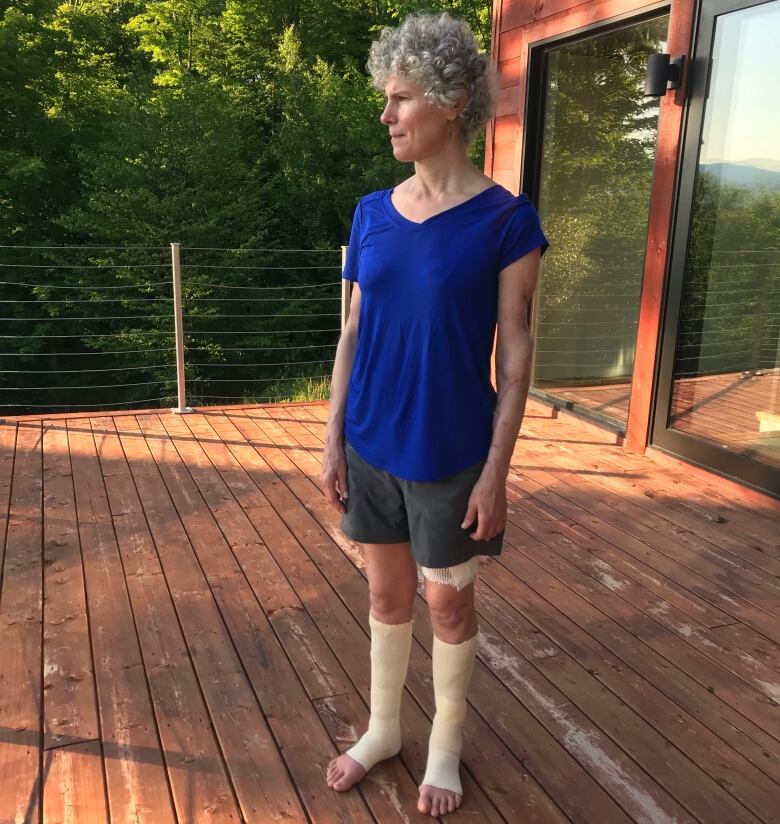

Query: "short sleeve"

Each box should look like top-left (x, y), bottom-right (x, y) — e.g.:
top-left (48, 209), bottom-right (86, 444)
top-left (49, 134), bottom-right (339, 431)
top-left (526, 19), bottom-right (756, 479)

top-left (498, 198), bottom-right (549, 270)
top-left (342, 199), bottom-right (364, 282)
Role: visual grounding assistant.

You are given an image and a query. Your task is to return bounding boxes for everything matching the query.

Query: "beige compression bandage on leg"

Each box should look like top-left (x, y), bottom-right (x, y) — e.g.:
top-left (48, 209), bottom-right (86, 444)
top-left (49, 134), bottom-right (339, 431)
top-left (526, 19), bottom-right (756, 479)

top-left (346, 613), bottom-right (414, 771)
top-left (420, 632), bottom-right (479, 794)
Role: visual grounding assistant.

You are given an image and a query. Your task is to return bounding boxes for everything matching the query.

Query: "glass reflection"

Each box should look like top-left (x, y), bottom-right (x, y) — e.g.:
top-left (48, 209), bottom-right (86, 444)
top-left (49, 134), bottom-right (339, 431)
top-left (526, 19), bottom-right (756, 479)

top-left (534, 15), bottom-right (669, 427)
top-left (669, 1), bottom-right (780, 469)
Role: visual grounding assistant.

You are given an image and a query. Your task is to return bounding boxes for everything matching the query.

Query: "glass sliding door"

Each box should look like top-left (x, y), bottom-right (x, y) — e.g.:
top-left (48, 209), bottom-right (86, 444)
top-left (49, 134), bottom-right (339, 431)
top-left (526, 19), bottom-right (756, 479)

top-left (528, 13), bottom-right (669, 430)
top-left (653, 0), bottom-right (780, 495)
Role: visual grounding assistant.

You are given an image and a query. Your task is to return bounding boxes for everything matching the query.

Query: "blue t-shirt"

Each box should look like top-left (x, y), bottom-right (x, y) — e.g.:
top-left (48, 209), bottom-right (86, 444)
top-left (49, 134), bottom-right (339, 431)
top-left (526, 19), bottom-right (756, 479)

top-left (342, 183), bottom-right (548, 482)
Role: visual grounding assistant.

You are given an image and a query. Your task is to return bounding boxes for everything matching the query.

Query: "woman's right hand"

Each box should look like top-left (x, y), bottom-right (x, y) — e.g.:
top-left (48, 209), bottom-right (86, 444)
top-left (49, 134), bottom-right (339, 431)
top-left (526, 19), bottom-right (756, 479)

top-left (320, 436), bottom-right (349, 514)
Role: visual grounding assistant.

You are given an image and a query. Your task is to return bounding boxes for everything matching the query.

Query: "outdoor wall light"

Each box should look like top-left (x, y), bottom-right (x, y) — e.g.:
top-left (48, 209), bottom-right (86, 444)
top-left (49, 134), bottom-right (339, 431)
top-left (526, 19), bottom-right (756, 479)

top-left (644, 53), bottom-right (685, 96)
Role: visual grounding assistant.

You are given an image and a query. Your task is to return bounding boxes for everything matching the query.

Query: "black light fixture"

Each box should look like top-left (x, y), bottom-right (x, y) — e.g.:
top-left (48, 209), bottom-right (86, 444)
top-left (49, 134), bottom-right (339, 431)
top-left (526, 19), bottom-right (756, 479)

top-left (644, 53), bottom-right (685, 96)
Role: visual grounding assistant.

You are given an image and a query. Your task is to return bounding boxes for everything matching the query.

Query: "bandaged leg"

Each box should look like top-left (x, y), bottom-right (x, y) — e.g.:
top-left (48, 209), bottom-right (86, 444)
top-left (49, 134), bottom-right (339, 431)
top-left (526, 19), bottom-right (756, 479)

top-left (419, 556), bottom-right (480, 592)
top-left (346, 613), bottom-right (413, 771)
top-left (420, 631), bottom-right (478, 794)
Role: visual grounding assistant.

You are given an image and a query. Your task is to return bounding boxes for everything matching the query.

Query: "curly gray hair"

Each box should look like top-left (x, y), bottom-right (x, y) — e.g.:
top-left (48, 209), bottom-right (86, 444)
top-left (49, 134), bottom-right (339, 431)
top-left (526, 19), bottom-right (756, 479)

top-left (366, 11), bottom-right (498, 146)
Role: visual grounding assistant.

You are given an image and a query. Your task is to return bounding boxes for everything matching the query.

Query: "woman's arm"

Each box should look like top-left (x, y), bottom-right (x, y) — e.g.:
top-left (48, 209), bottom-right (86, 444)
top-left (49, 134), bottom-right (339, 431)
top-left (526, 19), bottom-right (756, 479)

top-left (320, 283), bottom-right (362, 513)
top-left (462, 248), bottom-right (541, 540)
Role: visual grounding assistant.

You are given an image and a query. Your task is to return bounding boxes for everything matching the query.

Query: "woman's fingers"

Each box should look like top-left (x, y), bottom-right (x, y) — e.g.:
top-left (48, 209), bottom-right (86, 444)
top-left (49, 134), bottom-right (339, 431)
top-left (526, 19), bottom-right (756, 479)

top-left (469, 503), bottom-right (501, 541)
top-left (460, 499), bottom-right (477, 530)
top-left (320, 441), bottom-right (347, 513)
top-left (337, 460), bottom-right (349, 503)
top-left (324, 476), bottom-right (346, 513)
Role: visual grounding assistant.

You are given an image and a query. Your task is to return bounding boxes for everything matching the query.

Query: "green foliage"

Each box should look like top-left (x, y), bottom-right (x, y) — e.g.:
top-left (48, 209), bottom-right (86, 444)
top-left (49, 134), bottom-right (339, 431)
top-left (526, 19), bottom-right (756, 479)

top-left (1, 0), bottom-right (493, 413)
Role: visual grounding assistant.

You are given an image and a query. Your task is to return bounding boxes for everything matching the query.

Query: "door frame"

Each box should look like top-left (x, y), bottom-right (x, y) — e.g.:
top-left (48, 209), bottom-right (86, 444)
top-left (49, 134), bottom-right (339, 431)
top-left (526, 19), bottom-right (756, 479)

top-left (649, 0), bottom-right (780, 497)
top-left (521, 3), bottom-right (674, 436)
top-left (490, 0), bottom-right (696, 444)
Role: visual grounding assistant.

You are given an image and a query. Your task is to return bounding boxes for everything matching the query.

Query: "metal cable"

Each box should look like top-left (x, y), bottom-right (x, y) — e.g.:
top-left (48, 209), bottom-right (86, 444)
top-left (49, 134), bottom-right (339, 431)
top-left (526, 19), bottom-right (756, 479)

top-left (1, 315), bottom-right (173, 322)
top-left (184, 313), bottom-right (340, 320)
top-left (191, 359), bottom-right (333, 368)
top-left (187, 344), bottom-right (337, 351)
top-left (184, 281), bottom-right (341, 291)
top-left (0, 288), bottom-right (340, 303)
top-left (185, 329), bottom-right (341, 336)
top-left (675, 351), bottom-right (754, 361)
top-left (191, 374), bottom-right (330, 384)
top-left (1, 364), bottom-right (175, 374)
top-left (185, 296), bottom-right (338, 303)
top-left (696, 263), bottom-right (780, 270)
top-left (537, 333), bottom-right (641, 340)
top-left (187, 394), bottom-right (306, 401)
top-left (0, 244), bottom-right (168, 250)
top-left (537, 319), bottom-right (638, 326)
top-left (0, 280), bottom-right (171, 290)
top-left (0, 263), bottom-right (171, 269)
top-left (0, 298), bottom-right (172, 304)
top-left (0, 397), bottom-right (170, 408)
top-left (1, 332), bottom-right (174, 339)
top-left (182, 247), bottom-right (339, 252)
top-left (2, 379), bottom-right (176, 391)
top-left (0, 348), bottom-right (175, 356)
top-left (181, 264), bottom-right (341, 270)
top-left (184, 296), bottom-right (339, 303)
top-left (2, 329), bottom-right (338, 339)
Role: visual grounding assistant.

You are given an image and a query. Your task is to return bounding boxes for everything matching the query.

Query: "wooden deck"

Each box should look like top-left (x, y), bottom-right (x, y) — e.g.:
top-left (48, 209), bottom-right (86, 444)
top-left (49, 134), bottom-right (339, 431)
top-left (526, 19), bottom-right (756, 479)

top-left (1, 400), bottom-right (779, 823)
top-left (546, 369), bottom-right (780, 468)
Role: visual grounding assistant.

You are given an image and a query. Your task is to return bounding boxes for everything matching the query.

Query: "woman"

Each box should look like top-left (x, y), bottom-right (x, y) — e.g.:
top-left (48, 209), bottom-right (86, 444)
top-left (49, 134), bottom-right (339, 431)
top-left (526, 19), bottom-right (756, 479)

top-left (320, 11), bottom-right (548, 818)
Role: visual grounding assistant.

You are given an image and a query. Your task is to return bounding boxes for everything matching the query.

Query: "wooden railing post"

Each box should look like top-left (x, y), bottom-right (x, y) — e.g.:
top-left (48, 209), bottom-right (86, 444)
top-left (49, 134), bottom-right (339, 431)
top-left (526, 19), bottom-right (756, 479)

top-left (170, 242), bottom-right (193, 414)
top-left (341, 244), bottom-right (352, 330)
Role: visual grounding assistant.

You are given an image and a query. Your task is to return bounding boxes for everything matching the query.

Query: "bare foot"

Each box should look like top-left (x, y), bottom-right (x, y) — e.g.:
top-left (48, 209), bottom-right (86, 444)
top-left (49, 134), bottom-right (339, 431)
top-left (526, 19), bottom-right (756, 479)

top-left (418, 784), bottom-right (463, 817)
top-left (326, 752), bottom-right (366, 792)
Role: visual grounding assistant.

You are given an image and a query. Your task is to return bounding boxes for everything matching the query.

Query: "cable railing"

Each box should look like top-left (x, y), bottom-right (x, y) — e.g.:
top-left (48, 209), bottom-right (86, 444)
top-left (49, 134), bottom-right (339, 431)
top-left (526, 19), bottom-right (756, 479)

top-left (3, 243), bottom-right (777, 414)
top-left (533, 273), bottom-right (779, 382)
top-left (0, 243), bottom-right (349, 416)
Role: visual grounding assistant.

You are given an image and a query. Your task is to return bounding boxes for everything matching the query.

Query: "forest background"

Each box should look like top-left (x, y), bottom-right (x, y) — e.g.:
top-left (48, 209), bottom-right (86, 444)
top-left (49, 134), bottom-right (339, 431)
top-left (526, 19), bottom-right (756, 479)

top-left (1, 0), bottom-right (491, 414)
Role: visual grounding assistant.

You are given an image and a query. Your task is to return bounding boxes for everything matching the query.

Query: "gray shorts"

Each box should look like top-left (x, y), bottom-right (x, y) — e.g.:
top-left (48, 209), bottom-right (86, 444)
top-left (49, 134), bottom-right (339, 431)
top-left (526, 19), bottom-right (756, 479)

top-left (340, 441), bottom-right (504, 568)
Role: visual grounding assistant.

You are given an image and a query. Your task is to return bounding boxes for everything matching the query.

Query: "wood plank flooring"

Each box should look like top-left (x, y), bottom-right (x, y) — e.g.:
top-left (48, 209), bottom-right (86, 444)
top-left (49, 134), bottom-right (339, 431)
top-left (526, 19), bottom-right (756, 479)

top-left (546, 368), bottom-right (780, 468)
top-left (0, 399), bottom-right (778, 823)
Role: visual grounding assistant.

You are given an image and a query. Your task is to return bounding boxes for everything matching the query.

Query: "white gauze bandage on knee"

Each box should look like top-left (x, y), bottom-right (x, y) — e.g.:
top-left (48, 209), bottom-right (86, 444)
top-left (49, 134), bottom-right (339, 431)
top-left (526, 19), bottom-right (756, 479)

top-left (420, 632), bottom-right (478, 795)
top-left (420, 556), bottom-right (480, 591)
top-left (346, 613), bottom-right (413, 772)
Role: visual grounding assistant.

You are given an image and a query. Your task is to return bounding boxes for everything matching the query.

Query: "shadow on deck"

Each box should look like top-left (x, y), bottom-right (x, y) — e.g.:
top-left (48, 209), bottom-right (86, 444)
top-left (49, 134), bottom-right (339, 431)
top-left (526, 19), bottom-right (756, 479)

top-left (0, 400), bottom-right (778, 823)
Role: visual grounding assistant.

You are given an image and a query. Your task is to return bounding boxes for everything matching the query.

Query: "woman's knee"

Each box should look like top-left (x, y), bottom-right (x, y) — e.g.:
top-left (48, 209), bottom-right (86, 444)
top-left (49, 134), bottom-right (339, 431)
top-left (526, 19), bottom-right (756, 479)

top-left (364, 542), bottom-right (417, 623)
top-left (369, 587), bottom-right (415, 623)
top-left (426, 583), bottom-right (477, 640)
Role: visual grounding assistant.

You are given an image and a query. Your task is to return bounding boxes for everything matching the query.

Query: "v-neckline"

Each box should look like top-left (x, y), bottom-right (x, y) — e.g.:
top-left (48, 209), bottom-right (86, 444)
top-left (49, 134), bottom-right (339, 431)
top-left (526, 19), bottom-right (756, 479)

top-left (385, 184), bottom-right (500, 229)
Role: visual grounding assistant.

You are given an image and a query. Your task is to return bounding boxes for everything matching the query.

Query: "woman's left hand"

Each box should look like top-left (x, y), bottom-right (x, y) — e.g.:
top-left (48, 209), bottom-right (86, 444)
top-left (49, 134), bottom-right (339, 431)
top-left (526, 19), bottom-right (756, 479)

top-left (461, 468), bottom-right (507, 541)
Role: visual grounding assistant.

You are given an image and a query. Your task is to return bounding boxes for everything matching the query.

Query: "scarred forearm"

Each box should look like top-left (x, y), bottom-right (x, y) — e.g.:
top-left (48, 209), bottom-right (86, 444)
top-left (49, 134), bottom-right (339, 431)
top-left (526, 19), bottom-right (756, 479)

top-left (483, 330), bottom-right (534, 481)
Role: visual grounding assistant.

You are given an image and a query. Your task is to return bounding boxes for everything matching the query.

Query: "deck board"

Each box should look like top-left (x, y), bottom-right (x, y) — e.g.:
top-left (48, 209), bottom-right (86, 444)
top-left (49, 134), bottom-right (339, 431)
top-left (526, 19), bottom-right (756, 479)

top-left (549, 369), bottom-right (780, 469)
top-left (0, 421), bottom-right (44, 824)
top-left (0, 400), bottom-right (778, 823)
top-left (91, 415), bottom-right (244, 823)
top-left (67, 418), bottom-right (177, 822)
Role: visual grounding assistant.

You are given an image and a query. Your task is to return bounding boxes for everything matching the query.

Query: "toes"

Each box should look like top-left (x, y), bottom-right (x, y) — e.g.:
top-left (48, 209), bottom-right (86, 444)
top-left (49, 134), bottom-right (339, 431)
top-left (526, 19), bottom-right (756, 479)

top-left (417, 791), bottom-right (432, 815)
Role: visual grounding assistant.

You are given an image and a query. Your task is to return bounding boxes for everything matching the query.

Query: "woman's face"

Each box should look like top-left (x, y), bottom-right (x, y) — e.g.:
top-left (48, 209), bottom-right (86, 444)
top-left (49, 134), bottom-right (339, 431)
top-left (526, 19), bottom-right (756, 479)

top-left (380, 76), bottom-right (452, 161)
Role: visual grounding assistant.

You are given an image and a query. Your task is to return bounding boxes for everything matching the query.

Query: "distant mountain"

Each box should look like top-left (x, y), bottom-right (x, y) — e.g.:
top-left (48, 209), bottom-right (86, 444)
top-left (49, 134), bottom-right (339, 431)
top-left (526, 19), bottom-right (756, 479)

top-left (701, 162), bottom-right (780, 191)
top-left (732, 158), bottom-right (780, 173)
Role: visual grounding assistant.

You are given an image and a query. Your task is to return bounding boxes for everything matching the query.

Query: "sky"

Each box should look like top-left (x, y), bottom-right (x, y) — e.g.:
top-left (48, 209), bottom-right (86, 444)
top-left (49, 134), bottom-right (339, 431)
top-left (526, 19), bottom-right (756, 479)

top-left (701, 1), bottom-right (780, 169)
